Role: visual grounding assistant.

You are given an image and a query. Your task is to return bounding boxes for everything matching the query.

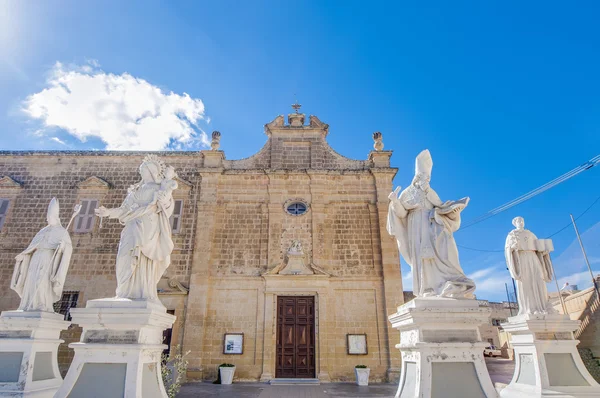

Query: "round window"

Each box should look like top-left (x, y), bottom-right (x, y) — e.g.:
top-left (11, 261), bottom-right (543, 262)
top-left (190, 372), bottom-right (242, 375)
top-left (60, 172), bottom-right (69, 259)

top-left (286, 202), bottom-right (307, 216)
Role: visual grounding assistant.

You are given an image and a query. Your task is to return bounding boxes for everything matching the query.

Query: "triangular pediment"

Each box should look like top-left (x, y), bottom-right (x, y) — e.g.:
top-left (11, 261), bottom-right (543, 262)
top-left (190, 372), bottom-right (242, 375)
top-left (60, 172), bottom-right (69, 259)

top-left (77, 176), bottom-right (110, 190)
top-left (0, 176), bottom-right (23, 189)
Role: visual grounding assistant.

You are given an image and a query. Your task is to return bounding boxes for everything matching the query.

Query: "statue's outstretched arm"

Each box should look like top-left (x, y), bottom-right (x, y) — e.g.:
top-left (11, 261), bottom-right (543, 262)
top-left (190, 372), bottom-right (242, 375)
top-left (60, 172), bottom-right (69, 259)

top-left (94, 205), bottom-right (124, 219)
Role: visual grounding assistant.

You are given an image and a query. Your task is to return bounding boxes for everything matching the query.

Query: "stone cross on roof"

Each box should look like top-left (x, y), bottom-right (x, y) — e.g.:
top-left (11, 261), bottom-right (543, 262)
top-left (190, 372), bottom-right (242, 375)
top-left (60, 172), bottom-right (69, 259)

top-left (291, 100), bottom-right (302, 114)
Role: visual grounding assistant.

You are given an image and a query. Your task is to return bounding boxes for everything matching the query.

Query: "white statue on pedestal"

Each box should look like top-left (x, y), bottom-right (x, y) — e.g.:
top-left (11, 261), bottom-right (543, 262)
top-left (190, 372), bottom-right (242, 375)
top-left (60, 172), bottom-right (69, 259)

top-left (94, 155), bottom-right (175, 303)
top-left (11, 198), bottom-right (75, 312)
top-left (387, 149), bottom-right (475, 298)
top-left (505, 216), bottom-right (556, 315)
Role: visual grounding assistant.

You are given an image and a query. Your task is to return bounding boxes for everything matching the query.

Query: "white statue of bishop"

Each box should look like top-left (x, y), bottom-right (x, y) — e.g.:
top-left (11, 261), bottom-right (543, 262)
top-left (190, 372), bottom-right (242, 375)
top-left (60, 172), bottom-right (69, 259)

top-left (505, 216), bottom-right (556, 315)
top-left (387, 149), bottom-right (475, 298)
top-left (11, 198), bottom-right (75, 312)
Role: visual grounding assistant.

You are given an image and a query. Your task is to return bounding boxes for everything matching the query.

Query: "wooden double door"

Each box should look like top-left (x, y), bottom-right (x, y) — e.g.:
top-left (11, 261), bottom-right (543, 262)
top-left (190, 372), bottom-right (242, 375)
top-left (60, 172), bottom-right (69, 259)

top-left (276, 296), bottom-right (316, 378)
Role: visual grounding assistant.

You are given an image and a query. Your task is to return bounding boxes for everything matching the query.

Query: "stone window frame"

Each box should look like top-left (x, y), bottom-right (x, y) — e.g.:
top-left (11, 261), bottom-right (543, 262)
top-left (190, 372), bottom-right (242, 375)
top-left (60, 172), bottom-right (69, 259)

top-left (0, 198), bottom-right (10, 232)
top-left (283, 198), bottom-right (310, 217)
top-left (170, 199), bottom-right (184, 234)
top-left (73, 198), bottom-right (99, 234)
top-left (169, 175), bottom-right (192, 235)
top-left (0, 176), bottom-right (23, 235)
top-left (73, 176), bottom-right (110, 236)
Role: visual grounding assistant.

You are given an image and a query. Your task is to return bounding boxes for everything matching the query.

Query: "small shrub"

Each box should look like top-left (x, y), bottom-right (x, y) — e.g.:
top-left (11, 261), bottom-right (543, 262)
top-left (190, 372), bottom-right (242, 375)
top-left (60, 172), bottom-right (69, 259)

top-left (220, 363), bottom-right (235, 367)
top-left (161, 345), bottom-right (190, 398)
top-left (355, 364), bottom-right (368, 368)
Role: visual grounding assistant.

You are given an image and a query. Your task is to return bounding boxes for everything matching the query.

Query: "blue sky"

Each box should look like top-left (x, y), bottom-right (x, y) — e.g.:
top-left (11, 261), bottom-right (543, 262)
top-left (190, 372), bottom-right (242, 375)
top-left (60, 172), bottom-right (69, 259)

top-left (1, 1), bottom-right (599, 301)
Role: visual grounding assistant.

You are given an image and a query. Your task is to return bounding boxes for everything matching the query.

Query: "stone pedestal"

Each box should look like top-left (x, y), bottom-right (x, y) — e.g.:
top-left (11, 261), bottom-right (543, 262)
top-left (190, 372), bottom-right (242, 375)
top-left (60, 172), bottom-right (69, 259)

top-left (388, 297), bottom-right (497, 398)
top-left (0, 310), bottom-right (70, 398)
top-left (500, 313), bottom-right (600, 397)
top-left (55, 298), bottom-right (176, 398)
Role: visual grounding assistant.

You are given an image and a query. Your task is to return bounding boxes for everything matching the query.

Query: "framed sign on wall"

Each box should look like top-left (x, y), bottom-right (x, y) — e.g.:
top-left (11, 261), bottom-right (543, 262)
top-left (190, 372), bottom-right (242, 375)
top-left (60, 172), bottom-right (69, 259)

top-left (223, 333), bottom-right (244, 355)
top-left (347, 334), bottom-right (368, 355)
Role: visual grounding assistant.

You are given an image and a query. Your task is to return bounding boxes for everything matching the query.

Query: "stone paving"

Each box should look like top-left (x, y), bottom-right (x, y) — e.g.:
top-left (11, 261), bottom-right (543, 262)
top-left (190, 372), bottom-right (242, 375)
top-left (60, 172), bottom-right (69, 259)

top-left (178, 382), bottom-right (396, 398)
top-left (178, 358), bottom-right (516, 397)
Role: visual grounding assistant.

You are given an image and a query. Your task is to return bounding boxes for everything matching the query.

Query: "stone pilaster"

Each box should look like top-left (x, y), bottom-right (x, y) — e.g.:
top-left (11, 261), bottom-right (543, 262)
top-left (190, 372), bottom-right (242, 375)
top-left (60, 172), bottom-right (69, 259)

top-left (368, 150), bottom-right (392, 168)
top-left (182, 171), bottom-right (220, 380)
top-left (370, 168), bottom-right (403, 382)
top-left (201, 150), bottom-right (224, 168)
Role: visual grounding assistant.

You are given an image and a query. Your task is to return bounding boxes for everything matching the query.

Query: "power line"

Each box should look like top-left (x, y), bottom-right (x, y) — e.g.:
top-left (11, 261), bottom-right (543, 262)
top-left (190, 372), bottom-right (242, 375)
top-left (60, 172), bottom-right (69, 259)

top-left (460, 154), bottom-right (600, 230)
top-left (457, 193), bottom-right (600, 253)
top-left (456, 244), bottom-right (504, 253)
top-left (546, 194), bottom-right (600, 238)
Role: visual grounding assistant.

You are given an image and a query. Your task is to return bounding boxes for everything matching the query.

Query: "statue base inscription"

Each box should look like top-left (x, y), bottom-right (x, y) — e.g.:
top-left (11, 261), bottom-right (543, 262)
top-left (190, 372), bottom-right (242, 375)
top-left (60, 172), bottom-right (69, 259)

top-left (388, 297), bottom-right (497, 398)
top-left (55, 298), bottom-right (175, 398)
top-left (500, 313), bottom-right (600, 397)
top-left (0, 310), bottom-right (70, 398)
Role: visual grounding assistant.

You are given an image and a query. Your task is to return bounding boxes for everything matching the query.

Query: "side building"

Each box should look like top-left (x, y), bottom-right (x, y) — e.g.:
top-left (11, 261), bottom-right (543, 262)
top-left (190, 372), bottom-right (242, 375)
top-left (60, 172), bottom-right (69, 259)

top-left (0, 110), bottom-right (404, 382)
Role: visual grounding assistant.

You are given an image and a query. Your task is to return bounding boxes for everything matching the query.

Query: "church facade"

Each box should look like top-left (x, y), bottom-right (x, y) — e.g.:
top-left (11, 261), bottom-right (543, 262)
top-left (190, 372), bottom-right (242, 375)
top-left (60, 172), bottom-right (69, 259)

top-left (0, 110), bottom-right (404, 382)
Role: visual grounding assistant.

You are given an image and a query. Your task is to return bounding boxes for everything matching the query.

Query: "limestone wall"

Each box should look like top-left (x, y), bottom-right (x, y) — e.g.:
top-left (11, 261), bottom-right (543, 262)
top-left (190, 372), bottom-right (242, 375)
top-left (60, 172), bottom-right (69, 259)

top-left (0, 113), bottom-right (404, 382)
top-left (0, 151), bottom-right (200, 372)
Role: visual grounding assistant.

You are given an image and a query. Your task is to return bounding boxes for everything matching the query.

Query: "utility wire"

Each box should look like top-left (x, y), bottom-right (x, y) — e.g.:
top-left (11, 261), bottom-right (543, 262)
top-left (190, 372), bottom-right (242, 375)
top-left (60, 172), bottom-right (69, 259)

top-left (460, 154), bottom-right (600, 230)
top-left (458, 193), bottom-right (600, 253)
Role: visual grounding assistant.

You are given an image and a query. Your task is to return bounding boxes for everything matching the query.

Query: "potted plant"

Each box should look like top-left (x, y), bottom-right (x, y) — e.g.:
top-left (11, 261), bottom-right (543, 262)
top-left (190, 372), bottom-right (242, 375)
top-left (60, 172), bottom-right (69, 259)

top-left (355, 365), bottom-right (370, 386)
top-left (219, 363), bottom-right (236, 385)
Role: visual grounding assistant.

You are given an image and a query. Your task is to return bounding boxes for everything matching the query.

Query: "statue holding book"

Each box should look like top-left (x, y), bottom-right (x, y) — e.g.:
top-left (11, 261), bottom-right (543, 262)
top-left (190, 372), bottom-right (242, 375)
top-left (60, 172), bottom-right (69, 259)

top-left (505, 216), bottom-right (557, 315)
top-left (387, 149), bottom-right (475, 298)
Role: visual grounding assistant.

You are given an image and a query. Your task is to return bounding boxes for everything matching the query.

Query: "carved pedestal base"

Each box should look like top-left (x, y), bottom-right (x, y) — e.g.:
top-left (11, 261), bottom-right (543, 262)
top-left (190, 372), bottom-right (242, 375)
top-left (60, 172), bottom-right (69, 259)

top-left (500, 314), bottom-right (600, 397)
top-left (0, 311), bottom-right (70, 398)
top-left (388, 298), bottom-right (497, 398)
top-left (55, 298), bottom-right (175, 398)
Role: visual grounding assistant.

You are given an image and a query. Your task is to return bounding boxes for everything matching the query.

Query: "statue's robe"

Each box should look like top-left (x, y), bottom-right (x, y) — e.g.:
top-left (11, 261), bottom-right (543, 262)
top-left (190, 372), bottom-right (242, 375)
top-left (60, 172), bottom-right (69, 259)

top-left (505, 229), bottom-right (555, 315)
top-left (114, 182), bottom-right (174, 302)
top-left (387, 185), bottom-right (474, 298)
top-left (11, 225), bottom-right (72, 312)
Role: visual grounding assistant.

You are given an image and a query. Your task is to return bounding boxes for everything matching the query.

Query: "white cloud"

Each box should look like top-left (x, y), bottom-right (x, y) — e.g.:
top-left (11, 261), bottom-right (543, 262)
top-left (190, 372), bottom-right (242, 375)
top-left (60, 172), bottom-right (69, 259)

top-left (468, 266), bottom-right (497, 281)
top-left (467, 264), bottom-right (512, 301)
top-left (50, 137), bottom-right (66, 145)
top-left (556, 269), bottom-right (600, 290)
top-left (23, 62), bottom-right (210, 151)
top-left (551, 221), bottom-right (600, 291)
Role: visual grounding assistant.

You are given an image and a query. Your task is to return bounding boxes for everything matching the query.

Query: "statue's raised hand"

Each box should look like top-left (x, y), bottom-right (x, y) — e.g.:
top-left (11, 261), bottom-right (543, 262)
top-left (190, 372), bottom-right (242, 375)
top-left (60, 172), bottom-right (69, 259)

top-left (388, 186), bottom-right (402, 203)
top-left (94, 206), bottom-right (110, 218)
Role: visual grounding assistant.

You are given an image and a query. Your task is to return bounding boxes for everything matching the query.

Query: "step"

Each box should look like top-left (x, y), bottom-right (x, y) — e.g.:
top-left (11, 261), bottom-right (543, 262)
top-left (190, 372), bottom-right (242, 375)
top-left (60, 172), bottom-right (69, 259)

top-left (269, 378), bottom-right (321, 385)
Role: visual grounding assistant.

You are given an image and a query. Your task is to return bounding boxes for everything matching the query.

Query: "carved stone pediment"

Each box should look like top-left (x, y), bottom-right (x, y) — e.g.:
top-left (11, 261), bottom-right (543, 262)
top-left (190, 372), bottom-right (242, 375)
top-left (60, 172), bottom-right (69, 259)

top-left (157, 277), bottom-right (189, 295)
top-left (0, 176), bottom-right (23, 189)
top-left (77, 176), bottom-right (110, 190)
